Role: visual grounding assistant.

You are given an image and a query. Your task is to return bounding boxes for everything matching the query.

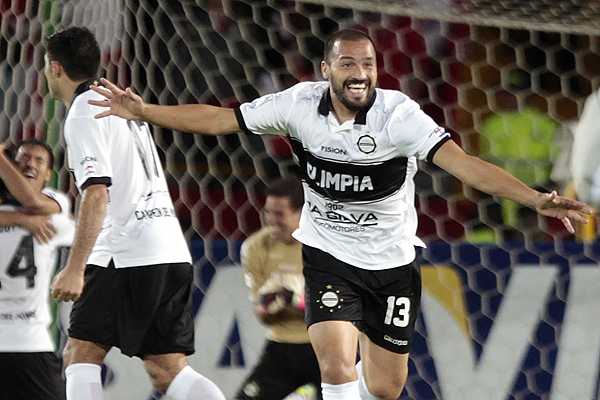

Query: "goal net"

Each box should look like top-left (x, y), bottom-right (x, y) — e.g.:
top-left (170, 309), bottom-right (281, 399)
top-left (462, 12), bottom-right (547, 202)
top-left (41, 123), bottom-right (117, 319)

top-left (0, 0), bottom-right (599, 399)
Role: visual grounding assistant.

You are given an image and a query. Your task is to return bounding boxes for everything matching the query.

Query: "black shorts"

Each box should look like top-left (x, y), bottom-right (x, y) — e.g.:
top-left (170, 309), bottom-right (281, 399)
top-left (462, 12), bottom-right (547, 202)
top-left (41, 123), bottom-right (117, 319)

top-left (0, 352), bottom-right (65, 400)
top-left (235, 340), bottom-right (322, 400)
top-left (69, 261), bottom-right (195, 358)
top-left (303, 245), bottom-right (421, 354)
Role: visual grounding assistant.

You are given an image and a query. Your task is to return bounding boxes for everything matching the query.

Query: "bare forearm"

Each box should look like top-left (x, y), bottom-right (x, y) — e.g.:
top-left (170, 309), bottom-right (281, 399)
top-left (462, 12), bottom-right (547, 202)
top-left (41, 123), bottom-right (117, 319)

top-left (66, 186), bottom-right (107, 272)
top-left (0, 211), bottom-right (24, 226)
top-left (457, 155), bottom-right (542, 208)
top-left (141, 104), bottom-right (239, 135)
top-left (433, 141), bottom-right (544, 208)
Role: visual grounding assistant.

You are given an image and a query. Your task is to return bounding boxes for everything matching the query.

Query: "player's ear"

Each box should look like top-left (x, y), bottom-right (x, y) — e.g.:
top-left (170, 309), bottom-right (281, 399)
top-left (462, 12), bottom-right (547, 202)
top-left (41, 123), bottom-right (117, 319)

top-left (42, 168), bottom-right (53, 185)
top-left (50, 61), bottom-right (63, 78)
top-left (321, 60), bottom-right (329, 80)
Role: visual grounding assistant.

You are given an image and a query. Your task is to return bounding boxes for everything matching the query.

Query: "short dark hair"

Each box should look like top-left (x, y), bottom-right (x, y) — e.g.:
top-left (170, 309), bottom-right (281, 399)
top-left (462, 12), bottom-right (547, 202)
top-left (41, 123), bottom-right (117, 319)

top-left (45, 27), bottom-right (100, 81)
top-left (266, 177), bottom-right (304, 211)
top-left (324, 29), bottom-right (375, 62)
top-left (17, 140), bottom-right (54, 170)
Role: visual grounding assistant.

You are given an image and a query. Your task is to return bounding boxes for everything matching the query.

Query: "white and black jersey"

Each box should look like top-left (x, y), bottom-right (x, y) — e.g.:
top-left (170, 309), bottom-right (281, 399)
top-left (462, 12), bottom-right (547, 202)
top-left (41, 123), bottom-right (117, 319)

top-left (64, 82), bottom-right (191, 268)
top-left (0, 189), bottom-right (74, 352)
top-left (237, 82), bottom-right (450, 270)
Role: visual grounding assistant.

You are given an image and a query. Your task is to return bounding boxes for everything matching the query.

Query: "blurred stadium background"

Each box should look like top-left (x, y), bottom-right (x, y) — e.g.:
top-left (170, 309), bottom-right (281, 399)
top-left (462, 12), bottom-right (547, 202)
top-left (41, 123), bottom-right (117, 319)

top-left (1, 0), bottom-right (600, 399)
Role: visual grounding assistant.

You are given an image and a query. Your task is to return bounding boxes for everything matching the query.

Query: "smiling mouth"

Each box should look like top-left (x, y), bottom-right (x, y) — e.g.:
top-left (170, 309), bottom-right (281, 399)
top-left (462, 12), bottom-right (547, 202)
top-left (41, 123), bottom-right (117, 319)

top-left (345, 82), bottom-right (368, 97)
top-left (23, 170), bottom-right (37, 180)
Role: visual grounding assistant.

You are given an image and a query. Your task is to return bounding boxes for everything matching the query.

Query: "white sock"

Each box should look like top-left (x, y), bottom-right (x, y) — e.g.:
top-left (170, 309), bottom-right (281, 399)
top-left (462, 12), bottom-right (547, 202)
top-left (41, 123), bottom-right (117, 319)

top-left (65, 363), bottom-right (103, 400)
top-left (356, 361), bottom-right (378, 400)
top-left (321, 381), bottom-right (360, 399)
top-left (165, 366), bottom-right (225, 400)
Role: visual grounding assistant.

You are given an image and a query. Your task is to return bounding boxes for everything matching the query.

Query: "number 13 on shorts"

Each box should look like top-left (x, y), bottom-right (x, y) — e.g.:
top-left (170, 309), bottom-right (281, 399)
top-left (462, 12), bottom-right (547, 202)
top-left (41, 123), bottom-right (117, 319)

top-left (384, 296), bottom-right (411, 327)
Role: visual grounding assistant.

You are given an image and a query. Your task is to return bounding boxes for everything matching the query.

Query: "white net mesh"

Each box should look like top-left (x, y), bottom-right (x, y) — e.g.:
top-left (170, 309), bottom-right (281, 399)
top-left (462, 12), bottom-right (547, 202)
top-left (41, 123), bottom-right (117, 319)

top-left (1, 1), bottom-right (599, 399)
top-left (304, 0), bottom-right (600, 35)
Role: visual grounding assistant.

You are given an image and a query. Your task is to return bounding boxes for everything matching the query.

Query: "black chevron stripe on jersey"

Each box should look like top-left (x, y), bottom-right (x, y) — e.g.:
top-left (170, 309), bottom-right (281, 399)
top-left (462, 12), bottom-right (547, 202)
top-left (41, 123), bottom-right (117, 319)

top-left (290, 139), bottom-right (408, 202)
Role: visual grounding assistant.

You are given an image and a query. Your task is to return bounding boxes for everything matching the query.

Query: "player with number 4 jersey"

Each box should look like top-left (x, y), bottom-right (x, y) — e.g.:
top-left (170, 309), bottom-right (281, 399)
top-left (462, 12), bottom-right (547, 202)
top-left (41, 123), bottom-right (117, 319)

top-left (0, 189), bottom-right (73, 351)
top-left (0, 140), bottom-right (75, 400)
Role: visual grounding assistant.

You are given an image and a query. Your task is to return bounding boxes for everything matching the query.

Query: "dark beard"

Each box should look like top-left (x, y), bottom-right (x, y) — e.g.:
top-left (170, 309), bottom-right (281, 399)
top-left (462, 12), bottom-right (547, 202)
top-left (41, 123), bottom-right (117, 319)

top-left (332, 80), bottom-right (375, 112)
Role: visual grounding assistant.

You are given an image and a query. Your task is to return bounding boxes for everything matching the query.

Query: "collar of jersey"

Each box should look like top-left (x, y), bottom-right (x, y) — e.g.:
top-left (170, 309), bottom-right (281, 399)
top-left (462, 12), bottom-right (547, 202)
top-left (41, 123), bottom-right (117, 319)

top-left (317, 87), bottom-right (377, 125)
top-left (73, 79), bottom-right (98, 99)
top-left (65, 78), bottom-right (99, 119)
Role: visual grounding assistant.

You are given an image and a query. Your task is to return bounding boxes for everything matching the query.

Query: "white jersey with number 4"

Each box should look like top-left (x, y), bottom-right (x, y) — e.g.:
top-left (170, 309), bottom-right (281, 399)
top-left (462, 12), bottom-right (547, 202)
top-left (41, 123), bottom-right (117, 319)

top-left (0, 189), bottom-right (74, 352)
top-left (64, 88), bottom-right (192, 268)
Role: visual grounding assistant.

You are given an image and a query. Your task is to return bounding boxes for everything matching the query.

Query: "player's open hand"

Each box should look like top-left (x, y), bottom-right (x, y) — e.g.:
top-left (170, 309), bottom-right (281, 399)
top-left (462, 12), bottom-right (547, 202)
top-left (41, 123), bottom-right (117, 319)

top-left (22, 214), bottom-right (56, 244)
top-left (88, 78), bottom-right (144, 120)
top-left (534, 190), bottom-right (595, 234)
top-left (51, 267), bottom-right (85, 302)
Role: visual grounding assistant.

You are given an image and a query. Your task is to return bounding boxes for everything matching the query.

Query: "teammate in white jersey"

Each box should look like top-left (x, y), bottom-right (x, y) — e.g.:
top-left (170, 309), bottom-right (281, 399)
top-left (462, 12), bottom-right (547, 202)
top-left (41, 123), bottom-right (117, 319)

top-left (0, 140), bottom-right (75, 400)
top-left (90, 29), bottom-right (593, 400)
top-left (43, 27), bottom-right (225, 400)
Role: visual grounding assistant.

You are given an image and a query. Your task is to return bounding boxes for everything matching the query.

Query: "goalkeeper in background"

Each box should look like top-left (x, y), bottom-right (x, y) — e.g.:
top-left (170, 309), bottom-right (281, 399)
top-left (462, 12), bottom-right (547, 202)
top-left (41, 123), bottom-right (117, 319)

top-left (236, 177), bottom-right (321, 400)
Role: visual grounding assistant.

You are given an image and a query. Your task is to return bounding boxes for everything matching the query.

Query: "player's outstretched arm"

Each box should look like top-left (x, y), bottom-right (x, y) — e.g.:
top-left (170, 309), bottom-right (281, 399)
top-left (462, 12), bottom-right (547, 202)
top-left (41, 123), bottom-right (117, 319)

top-left (433, 140), bottom-right (594, 233)
top-left (89, 78), bottom-right (240, 136)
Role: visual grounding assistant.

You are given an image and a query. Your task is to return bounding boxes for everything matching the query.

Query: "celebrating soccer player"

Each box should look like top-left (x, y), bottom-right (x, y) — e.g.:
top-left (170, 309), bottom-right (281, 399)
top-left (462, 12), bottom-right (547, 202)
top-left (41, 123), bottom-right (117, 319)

top-left (90, 29), bottom-right (593, 400)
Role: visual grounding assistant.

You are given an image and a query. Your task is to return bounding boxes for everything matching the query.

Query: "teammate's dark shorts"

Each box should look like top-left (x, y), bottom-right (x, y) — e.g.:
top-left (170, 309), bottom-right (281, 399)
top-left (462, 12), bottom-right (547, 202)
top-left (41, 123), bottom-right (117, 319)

top-left (235, 340), bottom-right (322, 400)
top-left (303, 244), bottom-right (421, 354)
top-left (0, 352), bottom-right (65, 400)
top-left (69, 261), bottom-right (195, 358)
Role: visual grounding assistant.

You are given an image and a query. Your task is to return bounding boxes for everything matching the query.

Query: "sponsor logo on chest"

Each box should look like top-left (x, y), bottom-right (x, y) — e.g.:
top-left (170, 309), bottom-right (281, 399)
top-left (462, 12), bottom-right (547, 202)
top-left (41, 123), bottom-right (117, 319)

top-left (306, 161), bottom-right (374, 192)
top-left (320, 146), bottom-right (347, 156)
top-left (357, 134), bottom-right (376, 154)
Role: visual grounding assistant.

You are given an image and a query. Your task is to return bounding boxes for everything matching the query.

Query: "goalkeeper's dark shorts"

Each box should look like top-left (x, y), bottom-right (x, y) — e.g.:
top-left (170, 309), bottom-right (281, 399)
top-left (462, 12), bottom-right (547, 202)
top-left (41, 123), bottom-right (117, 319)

top-left (302, 244), bottom-right (421, 354)
top-left (235, 340), bottom-right (322, 400)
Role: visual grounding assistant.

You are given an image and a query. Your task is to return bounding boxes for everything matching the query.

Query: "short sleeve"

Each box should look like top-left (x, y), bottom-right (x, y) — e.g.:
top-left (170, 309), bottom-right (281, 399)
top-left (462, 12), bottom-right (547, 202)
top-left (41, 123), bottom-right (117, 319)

top-left (65, 117), bottom-right (113, 191)
top-left (388, 99), bottom-right (451, 162)
top-left (41, 189), bottom-right (71, 215)
top-left (49, 213), bottom-right (75, 247)
top-left (235, 85), bottom-right (299, 136)
top-left (41, 189), bottom-right (74, 247)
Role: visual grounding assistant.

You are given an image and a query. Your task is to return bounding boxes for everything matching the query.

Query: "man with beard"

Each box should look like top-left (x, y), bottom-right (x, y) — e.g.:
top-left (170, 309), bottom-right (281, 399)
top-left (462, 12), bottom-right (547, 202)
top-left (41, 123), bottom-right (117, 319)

top-left (89, 29), bottom-right (593, 400)
top-left (0, 140), bottom-right (74, 400)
